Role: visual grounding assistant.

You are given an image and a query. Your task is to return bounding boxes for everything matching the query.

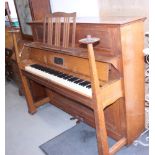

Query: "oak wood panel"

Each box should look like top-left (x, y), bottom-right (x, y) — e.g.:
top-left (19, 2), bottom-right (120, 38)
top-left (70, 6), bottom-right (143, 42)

top-left (24, 42), bottom-right (121, 66)
top-left (28, 48), bottom-right (110, 81)
top-left (29, 0), bottom-right (51, 20)
top-left (120, 21), bottom-right (145, 144)
top-left (76, 24), bottom-right (121, 56)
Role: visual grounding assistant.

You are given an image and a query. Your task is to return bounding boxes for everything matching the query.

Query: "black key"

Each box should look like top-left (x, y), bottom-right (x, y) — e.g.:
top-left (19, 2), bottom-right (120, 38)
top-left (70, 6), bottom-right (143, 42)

top-left (45, 69), bottom-right (56, 74)
top-left (45, 68), bottom-right (53, 74)
top-left (63, 75), bottom-right (72, 79)
top-left (30, 65), bottom-right (81, 84)
top-left (86, 84), bottom-right (91, 88)
top-left (52, 70), bottom-right (61, 76)
top-left (61, 74), bottom-right (70, 79)
top-left (31, 64), bottom-right (48, 72)
top-left (63, 75), bottom-right (73, 80)
top-left (48, 69), bottom-right (57, 75)
top-left (79, 81), bottom-right (90, 86)
top-left (31, 64), bottom-right (40, 68)
top-left (57, 72), bottom-right (65, 77)
top-left (67, 77), bottom-right (79, 82)
top-left (53, 71), bottom-right (61, 75)
top-left (38, 67), bottom-right (46, 72)
top-left (66, 76), bottom-right (74, 81)
top-left (74, 79), bottom-right (84, 84)
top-left (58, 73), bottom-right (68, 78)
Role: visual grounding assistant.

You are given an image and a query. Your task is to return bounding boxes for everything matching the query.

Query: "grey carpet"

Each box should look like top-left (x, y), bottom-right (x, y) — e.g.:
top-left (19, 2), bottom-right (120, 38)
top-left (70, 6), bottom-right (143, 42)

top-left (40, 123), bottom-right (149, 155)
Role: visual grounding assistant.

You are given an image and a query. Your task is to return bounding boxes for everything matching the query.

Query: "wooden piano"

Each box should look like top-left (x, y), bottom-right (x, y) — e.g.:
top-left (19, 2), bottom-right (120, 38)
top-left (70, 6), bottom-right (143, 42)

top-left (12, 16), bottom-right (146, 155)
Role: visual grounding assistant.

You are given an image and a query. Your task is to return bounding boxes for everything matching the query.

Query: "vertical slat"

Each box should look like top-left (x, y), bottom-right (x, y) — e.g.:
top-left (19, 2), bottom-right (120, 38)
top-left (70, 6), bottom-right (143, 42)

top-left (72, 16), bottom-right (76, 47)
top-left (54, 17), bottom-right (57, 46)
top-left (50, 18), bottom-right (53, 45)
top-left (43, 17), bottom-right (47, 43)
top-left (63, 17), bottom-right (70, 48)
top-left (43, 12), bottom-right (76, 48)
top-left (55, 17), bottom-right (61, 47)
top-left (66, 18), bottom-right (70, 48)
top-left (58, 17), bottom-right (61, 46)
top-left (63, 17), bottom-right (67, 47)
top-left (47, 18), bottom-right (52, 45)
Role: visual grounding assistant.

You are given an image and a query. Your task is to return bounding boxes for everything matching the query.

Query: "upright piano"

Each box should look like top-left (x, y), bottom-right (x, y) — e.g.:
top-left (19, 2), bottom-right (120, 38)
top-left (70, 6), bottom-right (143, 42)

top-left (17, 16), bottom-right (146, 154)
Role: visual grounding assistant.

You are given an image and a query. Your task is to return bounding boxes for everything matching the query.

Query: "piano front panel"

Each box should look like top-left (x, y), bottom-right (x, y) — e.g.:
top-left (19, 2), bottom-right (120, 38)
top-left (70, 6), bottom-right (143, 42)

top-left (76, 24), bottom-right (121, 56)
top-left (29, 48), bottom-right (110, 81)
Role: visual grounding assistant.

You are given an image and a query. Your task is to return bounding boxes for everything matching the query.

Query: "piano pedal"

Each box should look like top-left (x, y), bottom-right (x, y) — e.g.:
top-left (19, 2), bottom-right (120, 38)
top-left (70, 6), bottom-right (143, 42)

top-left (70, 117), bottom-right (76, 120)
top-left (70, 116), bottom-right (84, 124)
top-left (76, 119), bottom-right (81, 124)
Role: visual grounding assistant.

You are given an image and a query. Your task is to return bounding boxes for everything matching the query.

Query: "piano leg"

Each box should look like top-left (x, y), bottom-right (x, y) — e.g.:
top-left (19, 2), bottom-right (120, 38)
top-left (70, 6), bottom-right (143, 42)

top-left (21, 75), bottom-right (37, 114)
top-left (84, 39), bottom-right (110, 155)
top-left (94, 104), bottom-right (110, 155)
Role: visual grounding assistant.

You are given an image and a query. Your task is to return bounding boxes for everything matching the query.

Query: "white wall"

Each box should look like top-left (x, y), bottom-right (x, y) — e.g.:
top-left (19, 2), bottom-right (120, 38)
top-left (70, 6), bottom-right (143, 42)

top-left (5, 0), bottom-right (17, 19)
top-left (6, 0), bottom-right (149, 31)
top-left (50, 0), bottom-right (99, 17)
top-left (98, 0), bottom-right (149, 31)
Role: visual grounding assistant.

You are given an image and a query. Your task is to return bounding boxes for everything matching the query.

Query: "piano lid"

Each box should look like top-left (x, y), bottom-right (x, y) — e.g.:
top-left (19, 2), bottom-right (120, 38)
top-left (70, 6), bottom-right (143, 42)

top-left (28, 16), bottom-right (146, 25)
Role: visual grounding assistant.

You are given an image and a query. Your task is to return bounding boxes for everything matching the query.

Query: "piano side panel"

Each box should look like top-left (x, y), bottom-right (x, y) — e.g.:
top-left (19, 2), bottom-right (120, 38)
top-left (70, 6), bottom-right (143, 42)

top-left (120, 21), bottom-right (145, 144)
top-left (104, 98), bottom-right (126, 139)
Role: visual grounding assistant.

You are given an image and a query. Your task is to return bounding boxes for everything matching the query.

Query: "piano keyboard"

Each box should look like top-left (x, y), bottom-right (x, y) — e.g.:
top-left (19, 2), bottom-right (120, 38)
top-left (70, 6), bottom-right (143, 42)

top-left (25, 64), bottom-right (92, 97)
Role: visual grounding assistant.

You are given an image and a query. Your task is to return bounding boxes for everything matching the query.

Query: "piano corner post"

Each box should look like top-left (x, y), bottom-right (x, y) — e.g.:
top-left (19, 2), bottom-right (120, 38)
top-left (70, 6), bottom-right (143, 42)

top-left (93, 102), bottom-right (110, 155)
top-left (20, 72), bottom-right (37, 114)
top-left (28, 108), bottom-right (37, 115)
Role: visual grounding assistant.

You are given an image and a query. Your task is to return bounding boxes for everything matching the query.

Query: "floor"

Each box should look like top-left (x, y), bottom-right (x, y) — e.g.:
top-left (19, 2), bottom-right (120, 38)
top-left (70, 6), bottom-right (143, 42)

top-left (5, 82), bottom-right (76, 155)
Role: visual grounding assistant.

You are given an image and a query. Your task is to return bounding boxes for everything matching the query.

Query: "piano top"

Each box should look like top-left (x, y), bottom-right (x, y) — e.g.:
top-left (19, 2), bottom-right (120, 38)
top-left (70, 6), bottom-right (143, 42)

top-left (28, 16), bottom-right (146, 25)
